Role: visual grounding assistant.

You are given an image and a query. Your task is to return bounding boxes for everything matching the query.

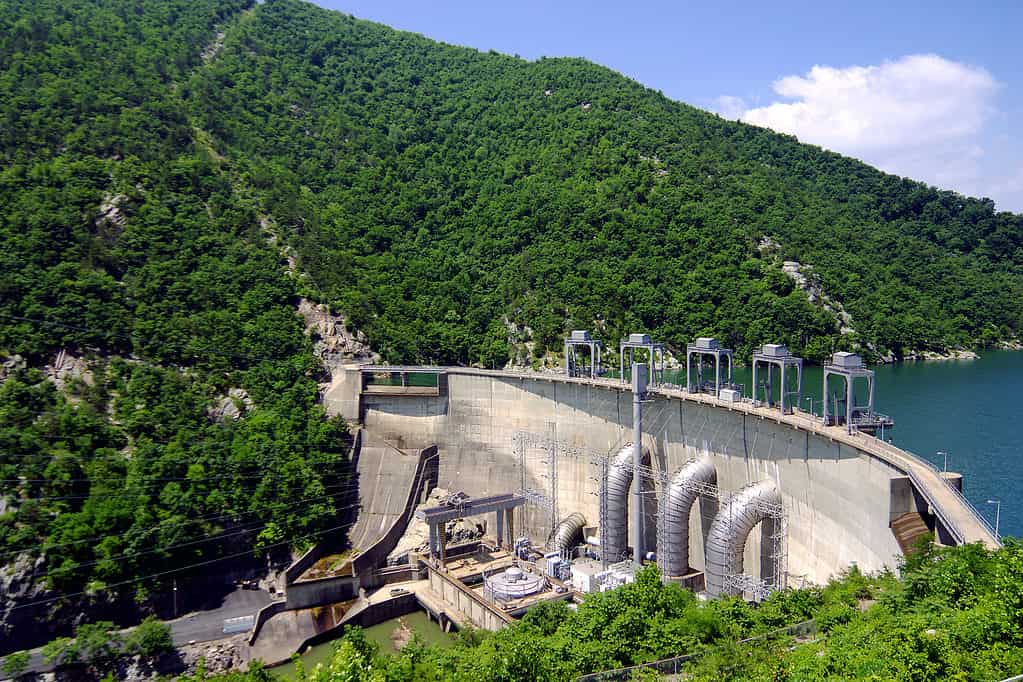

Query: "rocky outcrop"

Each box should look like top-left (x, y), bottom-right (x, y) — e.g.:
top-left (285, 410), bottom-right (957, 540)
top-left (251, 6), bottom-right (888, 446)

top-left (0, 353), bottom-right (26, 383)
top-left (780, 260), bottom-right (856, 335)
top-left (200, 31), bottom-right (226, 63)
top-left (904, 349), bottom-right (980, 362)
top-left (297, 299), bottom-right (378, 379)
top-left (44, 349), bottom-right (94, 392)
top-left (95, 193), bottom-right (128, 241)
top-left (178, 634), bottom-right (249, 675)
top-left (207, 388), bottom-right (254, 422)
top-left (0, 553), bottom-right (60, 654)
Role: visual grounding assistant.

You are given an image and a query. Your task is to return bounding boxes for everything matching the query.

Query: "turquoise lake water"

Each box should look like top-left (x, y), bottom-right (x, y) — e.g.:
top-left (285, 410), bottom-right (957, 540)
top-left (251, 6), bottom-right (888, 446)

top-left (666, 350), bottom-right (1022, 538)
top-left (866, 351), bottom-right (1022, 539)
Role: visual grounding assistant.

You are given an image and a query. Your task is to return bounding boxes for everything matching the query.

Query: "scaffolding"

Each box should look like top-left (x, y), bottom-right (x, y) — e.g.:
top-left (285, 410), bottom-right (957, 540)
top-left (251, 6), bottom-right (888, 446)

top-left (751, 344), bottom-right (803, 414)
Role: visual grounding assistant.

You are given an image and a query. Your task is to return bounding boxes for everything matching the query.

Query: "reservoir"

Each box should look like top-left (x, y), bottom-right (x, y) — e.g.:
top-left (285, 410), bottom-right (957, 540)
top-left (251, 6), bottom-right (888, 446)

top-left (667, 350), bottom-right (1022, 538)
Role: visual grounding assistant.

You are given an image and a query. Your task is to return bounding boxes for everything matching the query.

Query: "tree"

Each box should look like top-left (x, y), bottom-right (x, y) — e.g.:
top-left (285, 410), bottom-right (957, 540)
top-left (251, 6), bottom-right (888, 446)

top-left (1, 651), bottom-right (30, 677)
top-left (125, 616), bottom-right (174, 657)
top-left (41, 637), bottom-right (79, 667)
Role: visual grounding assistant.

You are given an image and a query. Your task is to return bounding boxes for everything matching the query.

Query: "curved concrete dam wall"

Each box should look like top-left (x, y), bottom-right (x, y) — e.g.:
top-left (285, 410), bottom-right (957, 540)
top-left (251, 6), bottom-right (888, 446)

top-left (350, 369), bottom-right (994, 586)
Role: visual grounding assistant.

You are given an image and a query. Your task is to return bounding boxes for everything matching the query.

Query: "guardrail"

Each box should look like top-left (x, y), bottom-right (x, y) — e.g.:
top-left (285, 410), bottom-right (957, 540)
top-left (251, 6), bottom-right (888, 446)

top-left (880, 439), bottom-right (999, 543)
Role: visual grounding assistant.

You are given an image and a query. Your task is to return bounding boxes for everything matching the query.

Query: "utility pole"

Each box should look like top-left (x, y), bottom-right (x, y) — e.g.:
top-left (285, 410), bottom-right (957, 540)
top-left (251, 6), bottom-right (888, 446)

top-left (632, 362), bottom-right (647, 565)
top-left (173, 578), bottom-right (178, 618)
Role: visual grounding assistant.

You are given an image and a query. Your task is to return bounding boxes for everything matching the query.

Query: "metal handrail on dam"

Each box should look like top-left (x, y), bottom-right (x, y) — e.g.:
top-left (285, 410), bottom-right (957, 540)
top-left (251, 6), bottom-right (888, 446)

top-left (363, 365), bottom-right (999, 550)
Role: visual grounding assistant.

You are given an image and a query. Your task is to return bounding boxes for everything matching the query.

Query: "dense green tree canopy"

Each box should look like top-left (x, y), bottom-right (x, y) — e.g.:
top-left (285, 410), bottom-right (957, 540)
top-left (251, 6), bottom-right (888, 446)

top-left (188, 0), bottom-right (1022, 364)
top-left (181, 541), bottom-right (1023, 681)
top-left (2, 0), bottom-right (1022, 656)
top-left (0, 0), bottom-right (351, 649)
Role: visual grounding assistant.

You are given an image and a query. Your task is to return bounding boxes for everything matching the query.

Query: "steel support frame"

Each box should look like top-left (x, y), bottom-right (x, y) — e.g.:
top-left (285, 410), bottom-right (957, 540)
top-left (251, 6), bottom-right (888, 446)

top-left (565, 339), bottom-right (604, 379)
top-left (751, 354), bottom-right (803, 414)
top-left (685, 347), bottom-right (734, 396)
top-left (822, 364), bottom-right (875, 434)
top-left (619, 341), bottom-right (666, 386)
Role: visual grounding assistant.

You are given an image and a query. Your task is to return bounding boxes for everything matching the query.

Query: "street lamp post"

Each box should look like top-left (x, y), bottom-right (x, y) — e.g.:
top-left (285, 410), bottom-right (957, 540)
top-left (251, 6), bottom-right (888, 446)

top-left (804, 396), bottom-right (815, 416)
top-left (937, 450), bottom-right (949, 473)
top-left (987, 499), bottom-right (1001, 538)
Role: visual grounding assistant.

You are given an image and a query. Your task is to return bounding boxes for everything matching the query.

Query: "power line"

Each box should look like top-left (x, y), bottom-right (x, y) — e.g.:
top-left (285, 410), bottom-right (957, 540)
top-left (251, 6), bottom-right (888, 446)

top-left (0, 478), bottom-right (359, 560)
top-left (39, 499), bottom-right (363, 580)
top-left (5, 470), bottom-right (352, 501)
top-left (0, 312), bottom-right (293, 365)
top-left (9, 518), bottom-right (358, 612)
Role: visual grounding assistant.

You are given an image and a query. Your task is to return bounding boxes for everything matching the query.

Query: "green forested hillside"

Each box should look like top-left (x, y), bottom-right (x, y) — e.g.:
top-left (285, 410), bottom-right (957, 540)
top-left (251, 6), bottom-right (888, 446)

top-left (0, 0), bottom-right (350, 648)
top-left (1, 0), bottom-right (1023, 651)
top-left (187, 0), bottom-right (1023, 364)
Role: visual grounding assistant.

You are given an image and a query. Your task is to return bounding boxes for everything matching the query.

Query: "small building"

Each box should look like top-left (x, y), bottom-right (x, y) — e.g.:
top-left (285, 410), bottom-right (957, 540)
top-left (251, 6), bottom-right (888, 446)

top-left (570, 559), bottom-right (604, 594)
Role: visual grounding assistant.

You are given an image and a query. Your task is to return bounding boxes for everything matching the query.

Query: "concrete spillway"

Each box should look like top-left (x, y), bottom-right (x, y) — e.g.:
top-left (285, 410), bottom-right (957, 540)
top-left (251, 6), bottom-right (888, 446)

top-left (326, 366), bottom-right (997, 587)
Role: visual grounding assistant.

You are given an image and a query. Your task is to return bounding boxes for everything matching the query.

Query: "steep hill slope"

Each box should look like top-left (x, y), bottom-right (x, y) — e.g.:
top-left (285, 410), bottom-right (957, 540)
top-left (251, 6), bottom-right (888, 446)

top-left (1, 0), bottom-right (1022, 652)
top-left (0, 0), bottom-right (351, 650)
top-left (188, 0), bottom-right (1023, 364)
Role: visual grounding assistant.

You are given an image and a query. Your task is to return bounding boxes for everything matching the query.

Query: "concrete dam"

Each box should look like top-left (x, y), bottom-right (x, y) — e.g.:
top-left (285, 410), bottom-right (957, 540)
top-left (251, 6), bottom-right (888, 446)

top-left (324, 346), bottom-right (998, 593)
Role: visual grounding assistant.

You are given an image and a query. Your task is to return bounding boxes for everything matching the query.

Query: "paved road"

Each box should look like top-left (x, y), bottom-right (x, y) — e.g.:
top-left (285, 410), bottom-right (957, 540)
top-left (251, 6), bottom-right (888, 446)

top-left (169, 586), bottom-right (273, 645)
top-left (10, 587), bottom-right (274, 678)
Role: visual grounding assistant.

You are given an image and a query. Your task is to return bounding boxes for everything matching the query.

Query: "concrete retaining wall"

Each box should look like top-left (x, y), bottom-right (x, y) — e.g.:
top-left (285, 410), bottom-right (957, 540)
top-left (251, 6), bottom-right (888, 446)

top-left (362, 373), bottom-right (908, 585)
top-left (248, 600), bottom-right (288, 645)
top-left (353, 446), bottom-right (438, 587)
top-left (285, 575), bottom-right (358, 610)
top-left (426, 568), bottom-right (512, 632)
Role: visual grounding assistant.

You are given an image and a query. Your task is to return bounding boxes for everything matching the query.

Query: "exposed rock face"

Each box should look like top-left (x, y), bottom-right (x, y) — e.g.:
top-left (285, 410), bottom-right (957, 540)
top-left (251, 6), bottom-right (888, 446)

top-left (780, 260), bottom-right (856, 335)
top-left (95, 193), bottom-right (128, 240)
top-left (297, 299), bottom-right (378, 379)
top-left (904, 349), bottom-right (980, 361)
top-left (207, 388), bottom-right (254, 422)
top-left (178, 634), bottom-right (249, 675)
top-left (0, 552), bottom-right (56, 652)
top-left (44, 349), bottom-right (94, 392)
top-left (200, 31), bottom-right (226, 63)
top-left (0, 353), bottom-right (26, 383)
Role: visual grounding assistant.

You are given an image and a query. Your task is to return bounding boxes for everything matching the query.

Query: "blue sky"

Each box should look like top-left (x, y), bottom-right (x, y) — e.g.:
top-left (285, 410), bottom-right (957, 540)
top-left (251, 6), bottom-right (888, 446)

top-left (313, 0), bottom-right (1023, 213)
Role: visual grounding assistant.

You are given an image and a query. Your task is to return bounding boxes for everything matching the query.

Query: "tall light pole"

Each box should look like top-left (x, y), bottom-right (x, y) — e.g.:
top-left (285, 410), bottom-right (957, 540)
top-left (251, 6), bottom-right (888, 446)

top-left (937, 450), bottom-right (948, 473)
top-left (804, 396), bottom-right (815, 416)
top-left (632, 362), bottom-right (647, 565)
top-left (987, 499), bottom-right (1001, 538)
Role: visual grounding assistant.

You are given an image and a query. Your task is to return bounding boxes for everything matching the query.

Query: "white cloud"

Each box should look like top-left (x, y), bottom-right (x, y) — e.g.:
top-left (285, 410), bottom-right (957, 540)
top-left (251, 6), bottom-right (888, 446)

top-left (713, 95), bottom-right (748, 121)
top-left (721, 55), bottom-right (1020, 209)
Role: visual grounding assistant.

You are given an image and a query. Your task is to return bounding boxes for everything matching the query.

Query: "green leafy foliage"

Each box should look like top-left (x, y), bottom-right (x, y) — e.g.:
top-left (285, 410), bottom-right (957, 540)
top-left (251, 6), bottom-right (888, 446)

top-left (123, 616), bottom-right (174, 658)
top-left (1, 651), bottom-right (30, 676)
top-left (197, 544), bottom-right (1023, 681)
top-left (188, 0), bottom-right (1022, 364)
top-left (0, 0), bottom-right (350, 643)
top-left (3, 0), bottom-right (1023, 659)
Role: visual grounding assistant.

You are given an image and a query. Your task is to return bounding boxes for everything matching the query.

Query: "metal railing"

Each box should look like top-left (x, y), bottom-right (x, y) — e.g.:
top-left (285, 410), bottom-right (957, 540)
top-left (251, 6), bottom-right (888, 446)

top-left (887, 441), bottom-right (1000, 544)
